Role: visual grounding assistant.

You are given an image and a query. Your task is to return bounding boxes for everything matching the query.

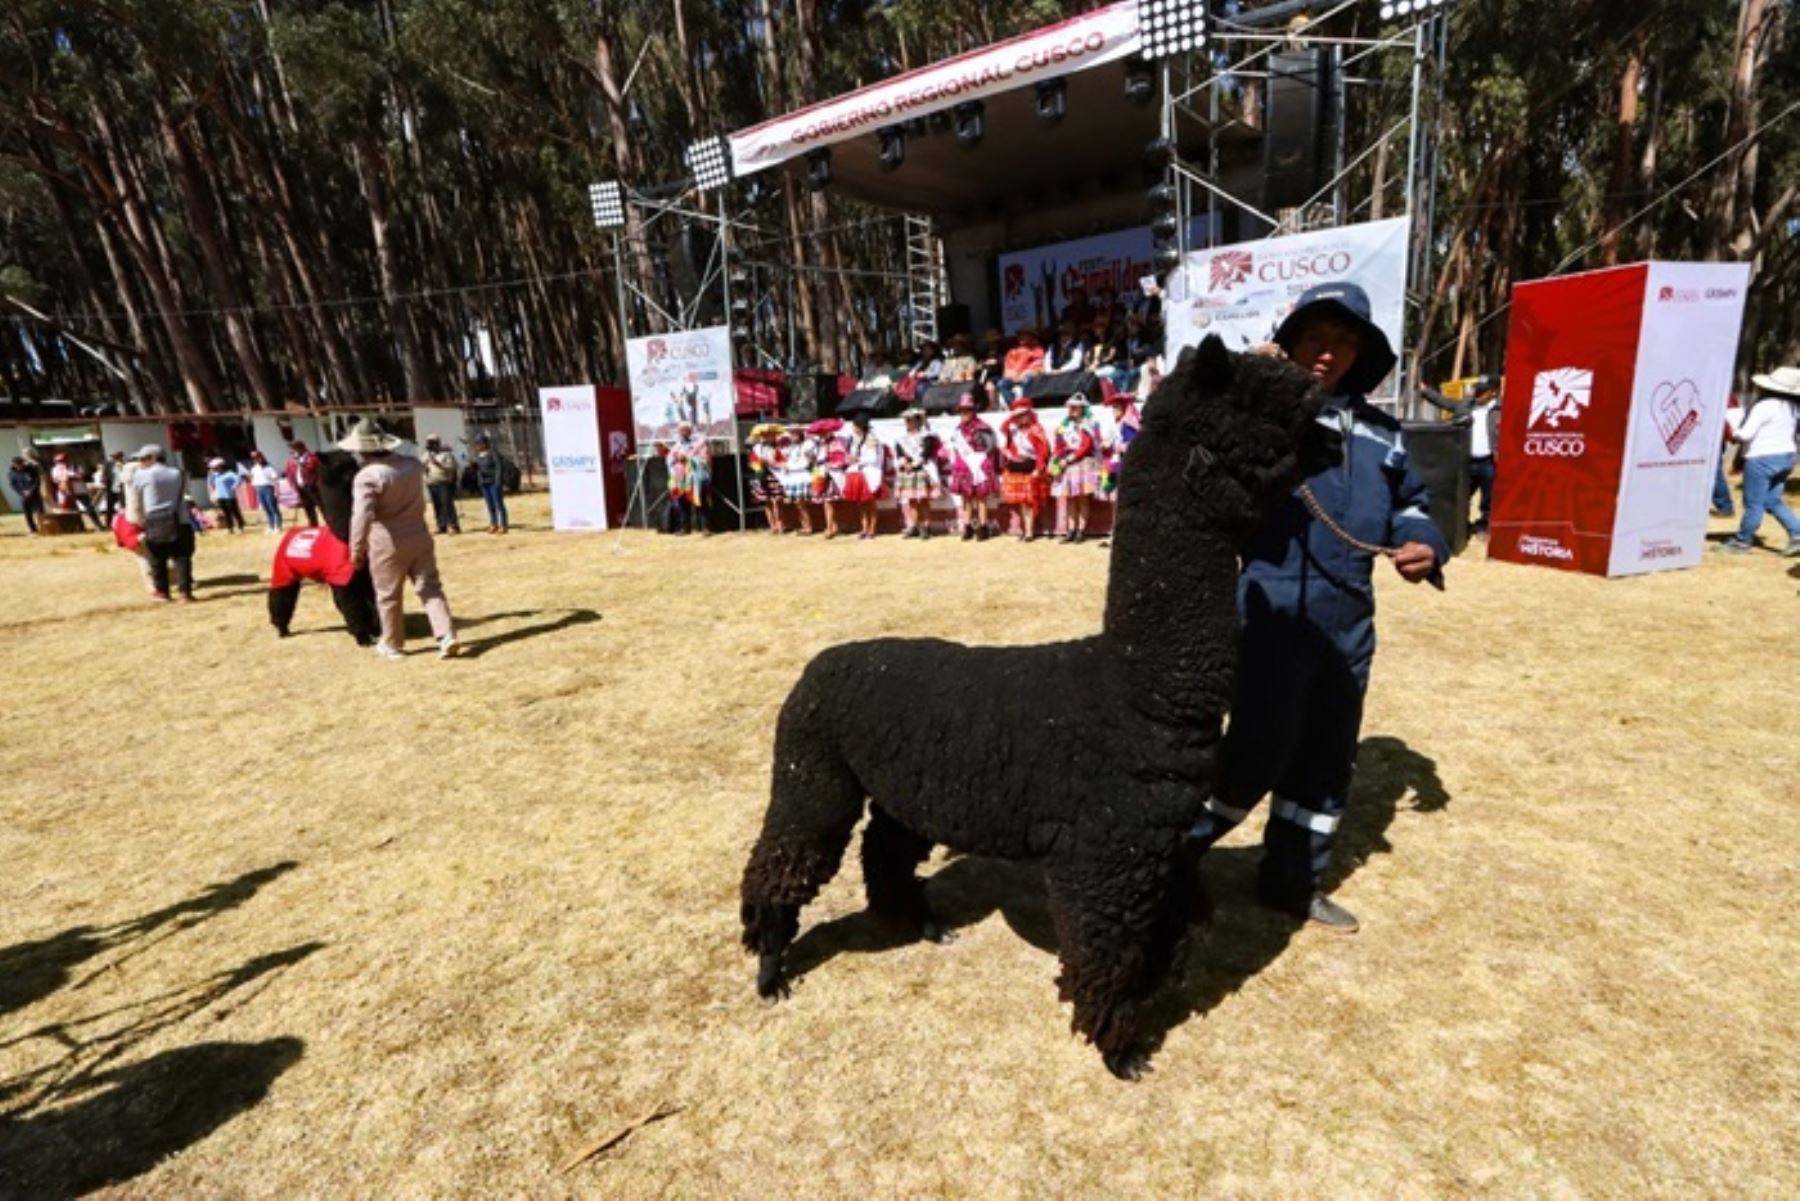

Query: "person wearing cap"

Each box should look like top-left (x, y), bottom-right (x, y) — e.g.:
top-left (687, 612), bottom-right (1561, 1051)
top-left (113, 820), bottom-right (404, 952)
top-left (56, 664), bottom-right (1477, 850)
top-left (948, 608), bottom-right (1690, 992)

top-left (206, 457), bottom-right (247, 533)
top-left (471, 435), bottom-right (510, 534)
top-left (285, 440), bottom-right (322, 526)
top-left (8, 456), bottom-right (44, 535)
top-left (342, 419), bottom-right (460, 660)
top-left (1716, 365), bottom-right (1800, 556)
top-left (945, 393), bottom-right (1001, 540)
top-left (837, 410), bottom-right (887, 541)
top-left (1185, 281), bottom-right (1449, 934)
top-left (1000, 398), bottom-right (1051, 541)
top-left (664, 420), bottom-right (711, 535)
top-left (893, 408), bottom-right (941, 539)
top-left (1421, 373), bottom-right (1503, 535)
top-left (1050, 395), bottom-right (1101, 543)
top-left (129, 445), bottom-right (197, 602)
top-left (422, 436), bottom-right (462, 535)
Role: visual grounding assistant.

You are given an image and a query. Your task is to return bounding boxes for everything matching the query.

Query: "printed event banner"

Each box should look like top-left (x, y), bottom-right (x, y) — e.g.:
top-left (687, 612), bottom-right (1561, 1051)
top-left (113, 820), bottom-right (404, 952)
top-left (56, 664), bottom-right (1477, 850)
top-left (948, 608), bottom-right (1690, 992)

top-left (729, 2), bottom-right (1142, 177)
top-left (1607, 262), bottom-right (1750, 576)
top-left (538, 385), bottom-right (607, 532)
top-left (996, 217), bottom-right (1217, 335)
top-left (1162, 217), bottom-right (1409, 394)
top-left (625, 326), bottom-right (736, 448)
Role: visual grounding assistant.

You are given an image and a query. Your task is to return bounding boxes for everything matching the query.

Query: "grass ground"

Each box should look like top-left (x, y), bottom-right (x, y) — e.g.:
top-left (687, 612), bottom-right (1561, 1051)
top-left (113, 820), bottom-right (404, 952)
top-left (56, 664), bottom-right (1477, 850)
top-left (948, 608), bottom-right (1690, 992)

top-left (0, 494), bottom-right (1795, 1198)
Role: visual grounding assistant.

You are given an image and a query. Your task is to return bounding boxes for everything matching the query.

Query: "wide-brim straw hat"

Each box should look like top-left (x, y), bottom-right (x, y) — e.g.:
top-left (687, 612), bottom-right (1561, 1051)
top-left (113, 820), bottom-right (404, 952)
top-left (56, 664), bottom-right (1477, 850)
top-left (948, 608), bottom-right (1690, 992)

top-left (336, 418), bottom-right (401, 453)
top-left (901, 407), bottom-right (926, 421)
top-left (749, 422), bottom-right (786, 441)
top-left (1752, 366), bottom-right (1800, 398)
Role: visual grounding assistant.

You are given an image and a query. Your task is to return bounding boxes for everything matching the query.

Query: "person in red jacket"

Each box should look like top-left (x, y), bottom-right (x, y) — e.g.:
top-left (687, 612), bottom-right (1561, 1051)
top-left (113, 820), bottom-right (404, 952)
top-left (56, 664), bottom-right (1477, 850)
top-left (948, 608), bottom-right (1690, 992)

top-left (285, 440), bottom-right (322, 527)
top-left (1000, 398), bottom-right (1051, 541)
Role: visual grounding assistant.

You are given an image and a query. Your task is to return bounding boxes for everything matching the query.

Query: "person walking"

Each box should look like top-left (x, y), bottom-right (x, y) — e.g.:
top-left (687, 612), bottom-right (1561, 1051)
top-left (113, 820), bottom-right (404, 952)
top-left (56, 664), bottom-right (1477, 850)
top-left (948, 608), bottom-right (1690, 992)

top-left (1715, 365), bottom-right (1800, 556)
top-left (98, 450), bottom-right (125, 524)
top-left (8, 457), bottom-right (44, 535)
top-left (1420, 374), bottom-right (1502, 534)
top-left (129, 445), bottom-right (197, 602)
top-left (1184, 282), bottom-right (1448, 933)
top-left (248, 451), bottom-right (283, 532)
top-left (472, 435), bottom-right (510, 534)
top-left (423, 436), bottom-right (462, 535)
top-left (342, 419), bottom-right (461, 660)
top-left (206, 458), bottom-right (247, 533)
top-left (286, 441), bottom-right (322, 526)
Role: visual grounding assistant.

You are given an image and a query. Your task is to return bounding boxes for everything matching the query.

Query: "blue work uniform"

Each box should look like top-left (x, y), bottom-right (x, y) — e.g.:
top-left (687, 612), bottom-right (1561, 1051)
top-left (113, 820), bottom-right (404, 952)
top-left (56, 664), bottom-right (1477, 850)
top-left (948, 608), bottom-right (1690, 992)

top-left (1189, 393), bottom-right (1450, 903)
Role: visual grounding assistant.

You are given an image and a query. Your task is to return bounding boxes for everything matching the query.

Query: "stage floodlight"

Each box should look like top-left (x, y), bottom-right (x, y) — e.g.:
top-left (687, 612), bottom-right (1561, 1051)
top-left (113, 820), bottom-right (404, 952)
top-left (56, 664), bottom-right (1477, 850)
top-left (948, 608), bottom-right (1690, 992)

top-left (878, 126), bottom-right (906, 172)
top-left (1124, 56), bottom-right (1157, 106)
top-left (588, 181), bottom-right (625, 229)
top-left (805, 147), bottom-right (832, 192)
top-left (1380, 0), bottom-right (1454, 19)
top-left (1136, 0), bottom-right (1207, 62)
top-left (954, 101), bottom-right (986, 147)
top-left (1147, 182), bottom-right (1178, 212)
top-left (684, 135), bottom-right (734, 192)
top-left (1035, 78), bottom-right (1067, 125)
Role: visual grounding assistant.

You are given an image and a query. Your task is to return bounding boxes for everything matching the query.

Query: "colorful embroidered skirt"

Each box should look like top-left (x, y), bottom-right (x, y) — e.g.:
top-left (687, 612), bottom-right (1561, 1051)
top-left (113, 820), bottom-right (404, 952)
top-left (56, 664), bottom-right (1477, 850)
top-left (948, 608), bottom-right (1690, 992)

top-left (1002, 470), bottom-right (1049, 506)
top-left (948, 460), bottom-right (999, 498)
top-left (894, 467), bottom-right (938, 500)
top-left (1051, 457), bottom-right (1101, 498)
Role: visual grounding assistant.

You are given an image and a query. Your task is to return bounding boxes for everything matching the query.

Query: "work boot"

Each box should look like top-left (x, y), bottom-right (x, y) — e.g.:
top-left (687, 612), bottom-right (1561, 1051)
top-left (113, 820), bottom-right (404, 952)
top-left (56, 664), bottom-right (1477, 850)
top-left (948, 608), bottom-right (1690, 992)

top-left (961, 525), bottom-right (974, 542)
top-left (1257, 874), bottom-right (1359, 934)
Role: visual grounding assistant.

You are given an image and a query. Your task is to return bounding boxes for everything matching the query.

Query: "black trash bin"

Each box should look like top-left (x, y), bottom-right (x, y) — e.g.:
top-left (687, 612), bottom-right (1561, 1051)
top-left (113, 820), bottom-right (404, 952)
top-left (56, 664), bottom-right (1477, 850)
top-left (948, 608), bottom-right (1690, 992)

top-left (1400, 417), bottom-right (1472, 557)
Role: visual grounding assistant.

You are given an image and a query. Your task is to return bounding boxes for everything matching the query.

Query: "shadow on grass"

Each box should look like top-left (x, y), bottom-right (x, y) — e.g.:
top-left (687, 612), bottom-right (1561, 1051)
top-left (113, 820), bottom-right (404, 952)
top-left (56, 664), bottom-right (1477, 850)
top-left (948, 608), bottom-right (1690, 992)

top-left (781, 738), bottom-right (1448, 1054)
top-left (0, 862), bottom-right (298, 1019)
top-left (459, 608), bottom-right (602, 658)
top-left (194, 573), bottom-right (262, 588)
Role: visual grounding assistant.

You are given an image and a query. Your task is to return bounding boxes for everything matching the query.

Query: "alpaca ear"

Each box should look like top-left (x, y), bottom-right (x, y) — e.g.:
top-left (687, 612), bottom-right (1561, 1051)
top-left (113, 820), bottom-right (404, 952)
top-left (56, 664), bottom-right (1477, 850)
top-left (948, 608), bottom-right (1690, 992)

top-left (1192, 334), bottom-right (1234, 394)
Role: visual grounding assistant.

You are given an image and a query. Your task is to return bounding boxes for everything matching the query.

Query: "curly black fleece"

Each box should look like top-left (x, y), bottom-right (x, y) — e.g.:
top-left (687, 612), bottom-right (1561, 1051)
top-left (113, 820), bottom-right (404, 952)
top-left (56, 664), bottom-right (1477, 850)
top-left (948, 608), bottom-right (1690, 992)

top-left (739, 337), bottom-right (1328, 1076)
top-left (267, 449), bottom-right (379, 645)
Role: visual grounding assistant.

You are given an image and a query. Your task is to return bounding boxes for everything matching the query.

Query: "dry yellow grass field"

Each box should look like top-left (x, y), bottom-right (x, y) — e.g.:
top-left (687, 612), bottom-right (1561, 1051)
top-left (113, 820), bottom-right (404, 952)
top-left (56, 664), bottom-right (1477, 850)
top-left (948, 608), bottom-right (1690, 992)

top-left (0, 495), bottom-right (1795, 1198)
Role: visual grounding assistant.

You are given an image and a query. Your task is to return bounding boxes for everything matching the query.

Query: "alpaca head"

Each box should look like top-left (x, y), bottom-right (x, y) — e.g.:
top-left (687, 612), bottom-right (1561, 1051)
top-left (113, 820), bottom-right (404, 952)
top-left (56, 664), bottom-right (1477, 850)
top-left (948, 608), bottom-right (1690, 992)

top-left (1126, 335), bottom-right (1331, 539)
top-left (316, 450), bottom-right (359, 543)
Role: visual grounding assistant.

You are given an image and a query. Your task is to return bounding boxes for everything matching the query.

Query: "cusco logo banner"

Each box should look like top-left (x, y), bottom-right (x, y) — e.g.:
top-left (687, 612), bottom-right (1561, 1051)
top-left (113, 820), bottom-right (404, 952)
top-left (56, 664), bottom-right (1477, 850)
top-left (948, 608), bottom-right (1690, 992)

top-left (1525, 367), bottom-right (1593, 456)
top-left (1163, 218), bottom-right (1408, 396)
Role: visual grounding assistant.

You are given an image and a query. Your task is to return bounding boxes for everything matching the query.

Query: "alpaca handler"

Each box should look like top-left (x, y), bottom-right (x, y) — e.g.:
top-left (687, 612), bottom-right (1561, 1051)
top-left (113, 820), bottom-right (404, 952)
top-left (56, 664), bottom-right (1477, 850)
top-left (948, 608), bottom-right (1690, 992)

top-left (342, 420), bottom-right (461, 661)
top-left (1185, 282), bottom-right (1448, 933)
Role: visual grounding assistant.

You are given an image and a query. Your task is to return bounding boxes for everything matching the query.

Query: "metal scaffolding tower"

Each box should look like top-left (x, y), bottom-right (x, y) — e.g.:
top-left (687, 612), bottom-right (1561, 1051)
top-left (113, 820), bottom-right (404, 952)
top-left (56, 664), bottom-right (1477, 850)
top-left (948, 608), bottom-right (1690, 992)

top-left (903, 213), bottom-right (946, 347)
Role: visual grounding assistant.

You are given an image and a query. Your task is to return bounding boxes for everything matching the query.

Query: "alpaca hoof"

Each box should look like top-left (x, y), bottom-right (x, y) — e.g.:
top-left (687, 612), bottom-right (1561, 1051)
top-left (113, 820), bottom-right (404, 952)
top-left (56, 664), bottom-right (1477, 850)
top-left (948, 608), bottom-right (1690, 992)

top-left (756, 954), bottom-right (789, 1003)
top-left (920, 921), bottom-right (957, 945)
top-left (1104, 1048), bottom-right (1153, 1082)
top-left (276, 627), bottom-right (291, 638)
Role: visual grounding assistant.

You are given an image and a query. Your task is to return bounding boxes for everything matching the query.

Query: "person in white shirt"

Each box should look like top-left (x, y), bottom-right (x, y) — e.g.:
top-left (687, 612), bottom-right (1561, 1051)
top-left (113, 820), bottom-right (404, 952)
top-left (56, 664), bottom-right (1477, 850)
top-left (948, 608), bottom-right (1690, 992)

top-left (247, 450), bottom-right (283, 532)
top-left (1421, 374), bottom-right (1502, 534)
top-left (1716, 365), bottom-right (1800, 556)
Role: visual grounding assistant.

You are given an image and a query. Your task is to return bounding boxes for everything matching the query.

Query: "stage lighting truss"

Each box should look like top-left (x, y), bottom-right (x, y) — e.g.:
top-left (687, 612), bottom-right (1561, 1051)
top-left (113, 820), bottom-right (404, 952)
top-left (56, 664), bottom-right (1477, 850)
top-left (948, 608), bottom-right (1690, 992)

top-left (683, 135), bottom-right (733, 192)
top-left (1379, 0), bottom-right (1454, 20)
top-left (1136, 0), bottom-right (1206, 62)
top-left (588, 181), bottom-right (625, 230)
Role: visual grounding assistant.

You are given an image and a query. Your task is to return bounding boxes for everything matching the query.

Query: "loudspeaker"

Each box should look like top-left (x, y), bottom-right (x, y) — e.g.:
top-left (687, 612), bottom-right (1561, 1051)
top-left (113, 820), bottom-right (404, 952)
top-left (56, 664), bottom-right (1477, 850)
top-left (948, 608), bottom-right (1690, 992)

top-left (836, 387), bottom-right (899, 419)
top-left (919, 381), bottom-right (970, 414)
top-left (1024, 370), bottom-right (1101, 406)
top-left (1263, 50), bottom-right (1333, 212)
top-left (1400, 418), bottom-right (1471, 557)
top-left (935, 304), bottom-right (972, 340)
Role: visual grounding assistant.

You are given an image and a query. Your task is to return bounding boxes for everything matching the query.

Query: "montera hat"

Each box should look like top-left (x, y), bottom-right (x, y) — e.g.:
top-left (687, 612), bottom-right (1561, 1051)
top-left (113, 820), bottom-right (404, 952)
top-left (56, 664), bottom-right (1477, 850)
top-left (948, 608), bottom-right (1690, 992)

top-left (1274, 281), bottom-right (1397, 396)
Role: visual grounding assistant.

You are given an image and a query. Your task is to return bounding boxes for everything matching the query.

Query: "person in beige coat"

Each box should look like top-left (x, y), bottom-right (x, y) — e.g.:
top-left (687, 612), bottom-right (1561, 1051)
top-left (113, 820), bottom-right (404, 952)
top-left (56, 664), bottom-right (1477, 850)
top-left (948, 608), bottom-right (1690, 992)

top-left (341, 420), bottom-right (461, 660)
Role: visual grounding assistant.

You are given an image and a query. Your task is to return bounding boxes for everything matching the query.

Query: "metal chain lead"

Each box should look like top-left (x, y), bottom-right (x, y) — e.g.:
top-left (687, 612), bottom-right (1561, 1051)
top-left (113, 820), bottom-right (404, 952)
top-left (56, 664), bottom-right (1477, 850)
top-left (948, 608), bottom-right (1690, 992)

top-left (1297, 483), bottom-right (1396, 558)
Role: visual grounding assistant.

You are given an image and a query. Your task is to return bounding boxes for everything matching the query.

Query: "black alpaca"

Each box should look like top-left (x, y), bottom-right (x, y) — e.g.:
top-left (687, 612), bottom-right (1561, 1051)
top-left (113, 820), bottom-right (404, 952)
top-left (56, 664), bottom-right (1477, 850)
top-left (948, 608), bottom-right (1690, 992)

top-left (740, 336), bottom-right (1335, 1079)
top-left (267, 450), bottom-right (379, 645)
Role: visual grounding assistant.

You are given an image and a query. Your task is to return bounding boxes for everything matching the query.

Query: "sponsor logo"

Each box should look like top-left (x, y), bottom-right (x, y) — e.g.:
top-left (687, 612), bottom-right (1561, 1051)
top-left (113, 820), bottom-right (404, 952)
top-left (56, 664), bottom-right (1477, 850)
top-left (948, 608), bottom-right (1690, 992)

top-left (645, 338), bottom-right (714, 366)
top-left (1639, 539), bottom-right (1684, 562)
top-left (1649, 379), bottom-right (1701, 456)
top-left (551, 455), bottom-right (598, 471)
top-left (1525, 367), bottom-right (1593, 457)
top-left (1518, 534), bottom-right (1575, 562)
top-left (1704, 287), bottom-right (1739, 301)
top-left (607, 431), bottom-right (631, 462)
top-left (1210, 251), bottom-right (1253, 291)
top-left (545, 397), bottom-right (562, 411)
top-left (1657, 285), bottom-right (1700, 304)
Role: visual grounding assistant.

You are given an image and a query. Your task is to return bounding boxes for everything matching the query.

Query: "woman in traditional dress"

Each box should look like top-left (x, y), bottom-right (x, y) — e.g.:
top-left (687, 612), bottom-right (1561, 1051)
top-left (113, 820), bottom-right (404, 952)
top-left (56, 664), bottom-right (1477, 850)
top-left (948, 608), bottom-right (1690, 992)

top-left (664, 420), bottom-right (711, 535)
top-left (892, 408), bottom-right (941, 540)
top-left (944, 393), bottom-right (1001, 541)
top-left (747, 423), bottom-right (788, 534)
top-left (1050, 395), bottom-right (1101, 543)
top-left (808, 417), bottom-right (848, 538)
top-left (837, 411), bottom-right (888, 541)
top-left (773, 426), bottom-right (816, 535)
top-left (1000, 398), bottom-right (1051, 541)
top-left (1095, 390), bottom-right (1142, 507)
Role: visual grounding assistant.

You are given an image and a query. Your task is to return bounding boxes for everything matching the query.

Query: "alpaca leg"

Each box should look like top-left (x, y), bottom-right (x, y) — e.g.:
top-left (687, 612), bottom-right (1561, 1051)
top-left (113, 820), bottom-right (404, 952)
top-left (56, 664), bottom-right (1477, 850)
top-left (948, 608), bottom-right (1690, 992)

top-left (740, 735), bottom-right (866, 1001)
top-left (1044, 852), bottom-right (1174, 1080)
top-left (268, 583), bottom-right (301, 637)
top-left (860, 805), bottom-right (952, 943)
top-left (333, 571), bottom-right (380, 646)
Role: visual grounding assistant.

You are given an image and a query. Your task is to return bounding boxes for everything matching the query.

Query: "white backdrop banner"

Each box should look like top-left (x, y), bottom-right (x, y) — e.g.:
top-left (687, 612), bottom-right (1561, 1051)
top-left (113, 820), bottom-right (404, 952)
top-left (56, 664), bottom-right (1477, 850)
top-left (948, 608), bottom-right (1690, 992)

top-left (1163, 218), bottom-right (1409, 392)
top-left (625, 326), bottom-right (736, 447)
top-left (729, 2), bottom-right (1142, 177)
top-left (997, 217), bottom-right (1218, 334)
top-left (538, 385), bottom-right (607, 532)
top-left (1606, 261), bottom-right (1751, 576)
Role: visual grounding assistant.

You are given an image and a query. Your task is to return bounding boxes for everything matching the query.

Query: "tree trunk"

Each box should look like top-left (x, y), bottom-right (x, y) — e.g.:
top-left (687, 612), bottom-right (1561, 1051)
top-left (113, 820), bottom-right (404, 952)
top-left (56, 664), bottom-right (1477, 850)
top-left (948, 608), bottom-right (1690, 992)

top-left (1703, 0), bottom-right (1771, 257)
top-left (353, 137), bottom-right (438, 401)
top-left (1600, 39), bottom-right (1643, 266)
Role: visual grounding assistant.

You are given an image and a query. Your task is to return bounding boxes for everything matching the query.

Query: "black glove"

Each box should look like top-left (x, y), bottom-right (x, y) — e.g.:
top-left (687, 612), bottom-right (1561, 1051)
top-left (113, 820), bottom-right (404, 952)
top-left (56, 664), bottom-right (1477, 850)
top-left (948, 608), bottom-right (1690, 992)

top-left (1298, 420), bottom-right (1345, 477)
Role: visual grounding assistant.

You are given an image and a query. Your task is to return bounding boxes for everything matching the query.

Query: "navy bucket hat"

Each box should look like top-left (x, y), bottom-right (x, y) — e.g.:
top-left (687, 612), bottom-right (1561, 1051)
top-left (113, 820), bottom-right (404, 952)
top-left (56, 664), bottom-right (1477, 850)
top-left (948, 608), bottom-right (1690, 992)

top-left (1273, 281), bottom-right (1397, 396)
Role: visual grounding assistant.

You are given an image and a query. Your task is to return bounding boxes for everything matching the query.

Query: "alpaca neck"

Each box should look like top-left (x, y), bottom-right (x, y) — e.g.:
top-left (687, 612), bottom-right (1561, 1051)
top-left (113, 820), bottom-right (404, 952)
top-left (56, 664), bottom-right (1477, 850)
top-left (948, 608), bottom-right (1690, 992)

top-left (1101, 474), bottom-right (1243, 729)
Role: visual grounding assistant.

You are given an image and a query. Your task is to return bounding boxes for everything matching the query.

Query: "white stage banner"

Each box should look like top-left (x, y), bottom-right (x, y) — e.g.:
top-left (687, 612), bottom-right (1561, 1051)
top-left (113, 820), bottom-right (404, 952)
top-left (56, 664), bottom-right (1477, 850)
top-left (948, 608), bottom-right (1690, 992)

top-left (1606, 261), bottom-right (1751, 576)
top-left (539, 385), bottom-right (607, 531)
top-left (729, 2), bottom-right (1142, 178)
top-left (1163, 218), bottom-right (1409, 392)
top-left (997, 217), bottom-right (1218, 334)
top-left (625, 326), bottom-right (736, 447)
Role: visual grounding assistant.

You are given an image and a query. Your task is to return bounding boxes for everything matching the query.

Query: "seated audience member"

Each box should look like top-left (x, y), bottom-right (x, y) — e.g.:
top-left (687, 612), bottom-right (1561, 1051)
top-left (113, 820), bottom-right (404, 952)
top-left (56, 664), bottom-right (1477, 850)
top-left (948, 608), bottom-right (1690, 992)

top-left (1087, 318), bottom-right (1129, 394)
top-left (1095, 286), bottom-right (1123, 324)
top-left (975, 329), bottom-right (1008, 408)
top-left (1059, 286), bottom-right (1094, 327)
top-left (939, 335), bottom-right (979, 384)
top-left (861, 347), bottom-right (898, 389)
top-left (907, 340), bottom-right (945, 382)
top-left (999, 330), bottom-right (1046, 403)
top-left (1044, 322), bottom-right (1088, 374)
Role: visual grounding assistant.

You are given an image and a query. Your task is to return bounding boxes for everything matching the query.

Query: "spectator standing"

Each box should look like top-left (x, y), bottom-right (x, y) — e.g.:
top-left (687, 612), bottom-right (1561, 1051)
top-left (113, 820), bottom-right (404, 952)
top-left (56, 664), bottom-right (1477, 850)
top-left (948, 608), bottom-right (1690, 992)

top-left (1420, 374), bottom-right (1502, 535)
top-left (286, 441), bottom-right (322, 526)
top-left (342, 419), bottom-right (461, 660)
top-left (206, 458), bottom-right (247, 533)
top-left (97, 451), bottom-right (124, 524)
top-left (422, 436), bottom-right (462, 535)
top-left (1001, 398), bottom-right (1051, 541)
top-left (247, 451), bottom-right (282, 532)
top-left (471, 435), bottom-right (510, 534)
top-left (114, 450), bottom-right (157, 594)
top-left (9, 457), bottom-right (44, 535)
top-left (1712, 394), bottom-right (1741, 518)
top-left (1716, 365), bottom-right (1800, 556)
top-left (51, 453), bottom-right (105, 530)
top-left (130, 445), bottom-right (197, 602)
top-left (1000, 330), bottom-right (1046, 404)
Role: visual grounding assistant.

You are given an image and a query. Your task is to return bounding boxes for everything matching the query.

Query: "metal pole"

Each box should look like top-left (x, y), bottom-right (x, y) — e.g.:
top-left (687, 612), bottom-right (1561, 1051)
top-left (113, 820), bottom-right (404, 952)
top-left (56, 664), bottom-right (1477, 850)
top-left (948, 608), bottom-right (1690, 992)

top-left (1332, 42), bottom-right (1348, 226)
top-left (719, 190), bottom-right (746, 533)
top-left (1401, 20), bottom-right (1426, 401)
